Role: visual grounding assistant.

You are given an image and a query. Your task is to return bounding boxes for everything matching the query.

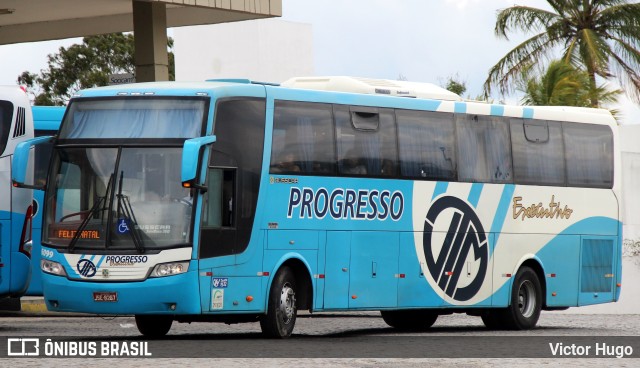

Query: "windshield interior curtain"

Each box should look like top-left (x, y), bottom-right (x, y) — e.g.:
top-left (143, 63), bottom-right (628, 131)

top-left (65, 108), bottom-right (203, 139)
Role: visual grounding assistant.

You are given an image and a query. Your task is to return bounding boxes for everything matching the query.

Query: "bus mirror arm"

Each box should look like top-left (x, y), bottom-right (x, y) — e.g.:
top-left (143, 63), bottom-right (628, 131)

top-left (181, 135), bottom-right (217, 184)
top-left (12, 136), bottom-right (55, 188)
top-left (182, 180), bottom-right (207, 193)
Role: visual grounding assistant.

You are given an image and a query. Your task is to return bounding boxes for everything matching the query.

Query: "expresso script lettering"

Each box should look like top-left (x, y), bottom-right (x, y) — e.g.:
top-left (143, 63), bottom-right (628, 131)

top-left (512, 195), bottom-right (573, 221)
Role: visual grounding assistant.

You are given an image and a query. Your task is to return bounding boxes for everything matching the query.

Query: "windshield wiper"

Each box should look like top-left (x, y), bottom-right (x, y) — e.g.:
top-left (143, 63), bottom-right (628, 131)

top-left (68, 174), bottom-right (113, 253)
top-left (116, 170), bottom-right (145, 254)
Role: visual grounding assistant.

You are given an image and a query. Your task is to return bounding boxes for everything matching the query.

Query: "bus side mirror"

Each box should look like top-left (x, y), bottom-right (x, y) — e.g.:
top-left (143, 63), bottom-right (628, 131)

top-left (181, 135), bottom-right (216, 191)
top-left (12, 136), bottom-right (54, 190)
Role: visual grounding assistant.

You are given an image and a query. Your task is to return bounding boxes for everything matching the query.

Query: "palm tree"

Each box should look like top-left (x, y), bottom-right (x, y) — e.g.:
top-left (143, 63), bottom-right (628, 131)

top-left (520, 59), bottom-right (620, 107)
top-left (484, 0), bottom-right (640, 107)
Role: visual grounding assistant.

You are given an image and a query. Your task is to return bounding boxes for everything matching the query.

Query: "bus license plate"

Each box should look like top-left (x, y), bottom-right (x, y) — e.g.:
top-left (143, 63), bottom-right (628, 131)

top-left (93, 292), bottom-right (118, 302)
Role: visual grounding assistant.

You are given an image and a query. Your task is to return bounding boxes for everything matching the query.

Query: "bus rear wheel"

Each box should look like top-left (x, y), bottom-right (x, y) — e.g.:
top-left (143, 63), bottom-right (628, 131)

top-left (135, 315), bottom-right (173, 338)
top-left (491, 266), bottom-right (542, 330)
top-left (260, 266), bottom-right (298, 338)
top-left (381, 310), bottom-right (438, 331)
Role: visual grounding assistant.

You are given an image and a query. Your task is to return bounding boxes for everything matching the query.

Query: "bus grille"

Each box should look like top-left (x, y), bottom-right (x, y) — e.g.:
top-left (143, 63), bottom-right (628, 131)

top-left (580, 239), bottom-right (613, 293)
top-left (12, 106), bottom-right (26, 138)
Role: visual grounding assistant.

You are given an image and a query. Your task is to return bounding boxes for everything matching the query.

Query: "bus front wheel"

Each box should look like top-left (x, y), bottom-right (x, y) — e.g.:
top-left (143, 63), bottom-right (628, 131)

top-left (260, 266), bottom-right (298, 338)
top-left (381, 309), bottom-right (438, 331)
top-left (135, 315), bottom-right (173, 338)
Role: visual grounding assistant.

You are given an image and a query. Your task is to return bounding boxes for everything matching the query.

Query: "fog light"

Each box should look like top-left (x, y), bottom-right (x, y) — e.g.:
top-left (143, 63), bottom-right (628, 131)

top-left (169, 304), bottom-right (176, 311)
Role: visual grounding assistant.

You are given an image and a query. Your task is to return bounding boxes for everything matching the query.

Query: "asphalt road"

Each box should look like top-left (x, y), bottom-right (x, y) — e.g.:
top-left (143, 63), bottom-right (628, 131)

top-left (1, 311), bottom-right (639, 366)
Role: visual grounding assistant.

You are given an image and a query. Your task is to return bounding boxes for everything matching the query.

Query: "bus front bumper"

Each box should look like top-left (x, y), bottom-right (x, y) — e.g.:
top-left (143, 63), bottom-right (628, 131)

top-left (42, 270), bottom-right (201, 315)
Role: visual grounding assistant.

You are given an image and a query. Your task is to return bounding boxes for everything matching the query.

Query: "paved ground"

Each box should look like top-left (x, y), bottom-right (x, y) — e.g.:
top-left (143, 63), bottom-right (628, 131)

top-left (1, 311), bottom-right (639, 367)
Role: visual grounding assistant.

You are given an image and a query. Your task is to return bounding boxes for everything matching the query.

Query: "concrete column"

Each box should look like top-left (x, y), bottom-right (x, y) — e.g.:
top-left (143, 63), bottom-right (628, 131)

top-left (132, 1), bottom-right (169, 82)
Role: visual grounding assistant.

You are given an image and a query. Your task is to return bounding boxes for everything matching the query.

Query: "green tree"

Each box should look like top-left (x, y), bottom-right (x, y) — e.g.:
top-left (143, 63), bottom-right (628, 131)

top-left (18, 33), bottom-right (174, 106)
top-left (520, 60), bottom-right (620, 107)
top-left (484, 0), bottom-right (640, 107)
top-left (444, 75), bottom-right (467, 96)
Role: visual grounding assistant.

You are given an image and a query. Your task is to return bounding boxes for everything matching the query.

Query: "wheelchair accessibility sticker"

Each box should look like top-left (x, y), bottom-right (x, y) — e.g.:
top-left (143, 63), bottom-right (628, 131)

top-left (117, 218), bottom-right (130, 234)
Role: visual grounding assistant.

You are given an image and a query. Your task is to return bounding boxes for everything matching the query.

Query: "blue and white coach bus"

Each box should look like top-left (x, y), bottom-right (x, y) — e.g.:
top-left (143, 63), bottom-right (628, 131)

top-left (12, 76), bottom-right (621, 337)
top-left (1, 86), bottom-right (35, 299)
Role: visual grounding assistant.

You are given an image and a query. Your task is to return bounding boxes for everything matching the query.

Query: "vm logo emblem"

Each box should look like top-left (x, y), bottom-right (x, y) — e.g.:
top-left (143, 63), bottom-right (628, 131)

top-left (77, 259), bottom-right (97, 277)
top-left (423, 196), bottom-right (488, 302)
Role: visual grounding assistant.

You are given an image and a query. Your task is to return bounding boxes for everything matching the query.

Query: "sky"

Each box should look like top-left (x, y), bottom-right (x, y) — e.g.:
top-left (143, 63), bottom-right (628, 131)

top-left (1, 0), bottom-right (639, 124)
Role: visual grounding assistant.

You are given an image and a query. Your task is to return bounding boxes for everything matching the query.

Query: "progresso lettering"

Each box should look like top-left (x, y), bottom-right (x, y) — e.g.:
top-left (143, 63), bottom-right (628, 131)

top-left (287, 187), bottom-right (404, 221)
top-left (104, 255), bottom-right (148, 266)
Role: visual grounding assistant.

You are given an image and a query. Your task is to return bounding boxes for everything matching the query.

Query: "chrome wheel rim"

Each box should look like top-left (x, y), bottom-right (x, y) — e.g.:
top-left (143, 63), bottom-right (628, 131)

top-left (279, 282), bottom-right (296, 325)
top-left (518, 280), bottom-right (536, 318)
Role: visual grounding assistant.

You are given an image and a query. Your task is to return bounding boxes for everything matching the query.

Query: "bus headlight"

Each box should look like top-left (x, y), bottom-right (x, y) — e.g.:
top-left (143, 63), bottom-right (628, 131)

top-left (151, 262), bottom-right (189, 277)
top-left (41, 259), bottom-right (67, 277)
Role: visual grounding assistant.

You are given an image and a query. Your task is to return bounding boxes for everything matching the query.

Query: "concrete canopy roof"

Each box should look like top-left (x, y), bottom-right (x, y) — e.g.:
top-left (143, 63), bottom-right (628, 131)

top-left (0, 0), bottom-right (282, 45)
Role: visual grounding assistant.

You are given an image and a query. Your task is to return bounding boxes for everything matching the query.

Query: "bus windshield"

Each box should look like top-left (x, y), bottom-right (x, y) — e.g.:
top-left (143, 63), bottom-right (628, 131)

top-left (58, 98), bottom-right (206, 139)
top-left (45, 146), bottom-right (193, 252)
top-left (0, 100), bottom-right (14, 156)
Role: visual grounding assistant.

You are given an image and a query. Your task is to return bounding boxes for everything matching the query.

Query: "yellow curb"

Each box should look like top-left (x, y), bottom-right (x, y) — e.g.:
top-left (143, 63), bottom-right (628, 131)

top-left (20, 298), bottom-right (49, 313)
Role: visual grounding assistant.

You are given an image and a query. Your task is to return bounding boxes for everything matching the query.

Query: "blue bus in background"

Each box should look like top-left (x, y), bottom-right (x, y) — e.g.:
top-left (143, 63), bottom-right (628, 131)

top-left (24, 106), bottom-right (65, 295)
top-left (0, 86), bottom-right (36, 300)
top-left (13, 77), bottom-right (621, 337)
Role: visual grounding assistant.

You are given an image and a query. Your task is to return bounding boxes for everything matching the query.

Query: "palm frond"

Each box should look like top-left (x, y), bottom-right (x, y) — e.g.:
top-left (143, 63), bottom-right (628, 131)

top-left (608, 36), bottom-right (640, 102)
top-left (577, 28), bottom-right (612, 77)
top-left (495, 6), bottom-right (559, 39)
top-left (484, 32), bottom-right (560, 95)
top-left (596, 2), bottom-right (640, 28)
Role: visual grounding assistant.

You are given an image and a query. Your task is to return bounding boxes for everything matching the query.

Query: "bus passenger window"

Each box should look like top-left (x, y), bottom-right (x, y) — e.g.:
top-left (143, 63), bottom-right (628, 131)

top-left (271, 101), bottom-right (336, 175)
top-left (271, 151), bottom-right (301, 173)
top-left (335, 106), bottom-right (397, 177)
top-left (456, 114), bottom-right (513, 184)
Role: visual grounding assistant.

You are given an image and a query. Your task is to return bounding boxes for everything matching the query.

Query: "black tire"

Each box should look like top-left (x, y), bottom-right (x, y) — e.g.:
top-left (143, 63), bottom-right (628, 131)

top-left (260, 266), bottom-right (298, 338)
top-left (381, 309), bottom-right (438, 331)
top-left (495, 266), bottom-right (542, 330)
top-left (135, 315), bottom-right (173, 338)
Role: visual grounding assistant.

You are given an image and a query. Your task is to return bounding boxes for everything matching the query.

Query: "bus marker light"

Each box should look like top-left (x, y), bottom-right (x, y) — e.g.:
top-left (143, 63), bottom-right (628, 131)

top-left (395, 274), bottom-right (406, 278)
top-left (351, 295), bottom-right (357, 299)
top-left (552, 292), bottom-right (557, 297)
top-left (257, 272), bottom-right (270, 276)
top-left (246, 296), bottom-right (254, 302)
top-left (502, 274), bottom-right (512, 278)
top-left (445, 271), bottom-right (453, 276)
top-left (205, 272), bottom-right (213, 276)
top-left (314, 274), bottom-right (325, 279)
top-left (617, 283), bottom-right (621, 287)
